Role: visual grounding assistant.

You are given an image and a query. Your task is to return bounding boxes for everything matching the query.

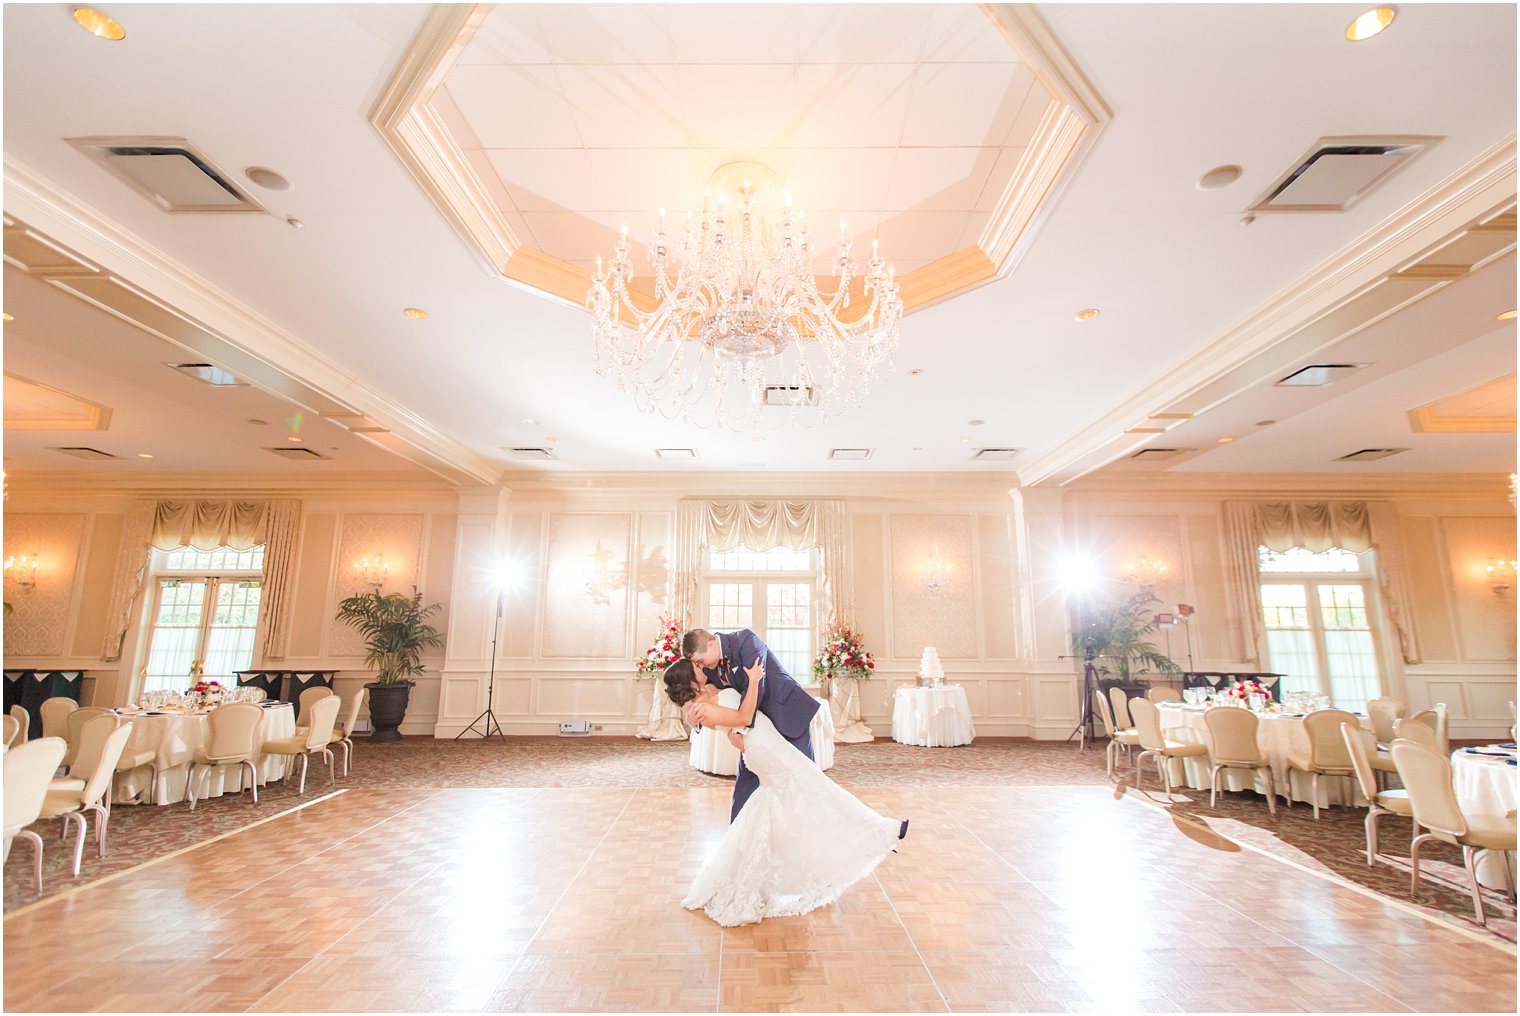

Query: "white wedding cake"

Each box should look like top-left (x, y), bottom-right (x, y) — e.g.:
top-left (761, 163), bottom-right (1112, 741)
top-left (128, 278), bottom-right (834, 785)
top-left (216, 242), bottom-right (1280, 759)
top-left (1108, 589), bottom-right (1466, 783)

top-left (918, 646), bottom-right (945, 687)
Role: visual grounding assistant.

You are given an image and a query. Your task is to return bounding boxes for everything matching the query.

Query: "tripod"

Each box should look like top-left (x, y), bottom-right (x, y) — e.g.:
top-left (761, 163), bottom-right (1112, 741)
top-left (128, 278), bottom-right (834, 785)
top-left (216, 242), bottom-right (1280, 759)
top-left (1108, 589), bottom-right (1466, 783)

top-left (1060, 645), bottom-right (1117, 751)
top-left (456, 588), bottom-right (505, 740)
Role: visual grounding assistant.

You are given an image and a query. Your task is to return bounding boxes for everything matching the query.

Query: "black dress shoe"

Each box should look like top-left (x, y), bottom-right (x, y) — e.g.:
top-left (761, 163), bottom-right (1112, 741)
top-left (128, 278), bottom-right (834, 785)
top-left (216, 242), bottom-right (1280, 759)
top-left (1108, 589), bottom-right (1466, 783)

top-left (898, 819), bottom-right (910, 840)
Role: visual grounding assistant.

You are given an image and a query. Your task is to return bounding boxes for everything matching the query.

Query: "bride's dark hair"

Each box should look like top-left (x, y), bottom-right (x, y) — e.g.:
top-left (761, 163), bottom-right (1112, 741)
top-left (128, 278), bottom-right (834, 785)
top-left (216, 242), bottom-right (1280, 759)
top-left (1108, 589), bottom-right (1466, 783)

top-left (663, 659), bottom-right (699, 706)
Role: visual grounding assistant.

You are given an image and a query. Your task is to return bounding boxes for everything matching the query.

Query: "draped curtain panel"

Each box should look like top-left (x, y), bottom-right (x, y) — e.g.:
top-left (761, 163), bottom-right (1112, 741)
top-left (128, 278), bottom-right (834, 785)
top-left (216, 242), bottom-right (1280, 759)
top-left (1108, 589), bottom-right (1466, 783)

top-left (104, 498), bottom-right (303, 662)
top-left (672, 499), bottom-right (852, 628)
top-left (1222, 499), bottom-right (1420, 667)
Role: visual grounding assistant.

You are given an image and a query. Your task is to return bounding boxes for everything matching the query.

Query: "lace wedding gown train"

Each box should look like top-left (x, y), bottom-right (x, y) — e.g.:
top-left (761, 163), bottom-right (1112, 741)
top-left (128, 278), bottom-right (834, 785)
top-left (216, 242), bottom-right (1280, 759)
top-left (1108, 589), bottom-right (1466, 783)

top-left (684, 689), bottom-right (901, 927)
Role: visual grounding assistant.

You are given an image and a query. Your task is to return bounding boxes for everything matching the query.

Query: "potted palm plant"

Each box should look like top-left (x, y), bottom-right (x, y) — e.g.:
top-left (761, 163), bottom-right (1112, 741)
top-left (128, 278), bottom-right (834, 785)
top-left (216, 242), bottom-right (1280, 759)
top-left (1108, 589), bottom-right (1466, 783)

top-left (1072, 580), bottom-right (1182, 694)
top-left (334, 588), bottom-right (443, 741)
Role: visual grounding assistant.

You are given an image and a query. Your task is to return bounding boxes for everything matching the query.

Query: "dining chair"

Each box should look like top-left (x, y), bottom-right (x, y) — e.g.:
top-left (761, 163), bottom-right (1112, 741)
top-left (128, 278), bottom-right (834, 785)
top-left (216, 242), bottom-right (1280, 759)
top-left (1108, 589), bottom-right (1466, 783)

top-left (298, 685), bottom-right (333, 721)
top-left (187, 702), bottom-right (266, 810)
top-left (52, 713), bottom-right (116, 796)
top-left (1108, 686), bottom-right (1133, 731)
top-left (1093, 689), bottom-right (1139, 781)
top-left (330, 688), bottom-right (367, 777)
top-left (1393, 740), bottom-right (1517, 928)
top-left (262, 695), bottom-right (340, 795)
top-left (1342, 722), bottom-right (1415, 867)
top-left (1406, 708), bottom-right (1449, 754)
top-left (9, 704), bottom-right (29, 746)
top-left (1286, 709), bottom-right (1359, 820)
top-left (37, 721), bottom-right (133, 877)
top-left (1392, 717), bottom-right (1439, 751)
top-left (1365, 696), bottom-right (1407, 746)
top-left (40, 696), bottom-right (79, 740)
top-left (61, 707), bottom-right (112, 768)
top-left (1510, 700), bottom-right (1516, 741)
top-left (1202, 707), bottom-right (1276, 815)
top-left (4, 738), bottom-right (67, 891)
top-left (1129, 697), bottom-right (1207, 795)
top-left (1146, 687), bottom-right (1183, 704)
top-left (3, 714), bottom-right (19, 749)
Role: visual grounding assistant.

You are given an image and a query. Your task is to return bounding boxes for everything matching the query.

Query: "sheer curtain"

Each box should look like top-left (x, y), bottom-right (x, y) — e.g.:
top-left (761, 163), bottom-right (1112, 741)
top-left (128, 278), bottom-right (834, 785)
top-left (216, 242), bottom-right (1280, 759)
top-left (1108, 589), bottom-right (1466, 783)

top-left (1222, 499), bottom-right (1420, 665)
top-left (102, 498), bottom-right (303, 661)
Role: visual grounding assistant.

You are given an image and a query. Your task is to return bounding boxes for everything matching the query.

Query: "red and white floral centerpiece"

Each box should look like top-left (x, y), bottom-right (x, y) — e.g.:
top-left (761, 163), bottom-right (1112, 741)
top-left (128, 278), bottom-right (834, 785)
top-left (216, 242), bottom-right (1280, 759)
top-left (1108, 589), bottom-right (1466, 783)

top-left (812, 618), bottom-right (876, 743)
top-left (190, 680), bottom-right (224, 709)
top-left (1225, 678), bottom-right (1270, 707)
top-left (635, 613), bottom-right (689, 741)
top-left (635, 613), bottom-right (685, 680)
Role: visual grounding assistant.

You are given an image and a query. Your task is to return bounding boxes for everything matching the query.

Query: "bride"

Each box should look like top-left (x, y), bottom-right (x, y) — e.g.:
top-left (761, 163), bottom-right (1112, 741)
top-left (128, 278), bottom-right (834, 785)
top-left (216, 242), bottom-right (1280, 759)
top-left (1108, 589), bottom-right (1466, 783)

top-left (664, 657), bottom-right (906, 927)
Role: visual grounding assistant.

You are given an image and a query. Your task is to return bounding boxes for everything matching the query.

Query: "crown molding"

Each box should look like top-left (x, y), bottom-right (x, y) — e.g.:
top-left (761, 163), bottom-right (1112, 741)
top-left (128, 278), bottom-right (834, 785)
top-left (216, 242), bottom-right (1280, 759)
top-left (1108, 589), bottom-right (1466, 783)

top-left (2, 157), bottom-right (503, 488)
top-left (1017, 134), bottom-right (1518, 488)
top-left (5, 471), bottom-right (459, 501)
top-left (1063, 470), bottom-right (1516, 502)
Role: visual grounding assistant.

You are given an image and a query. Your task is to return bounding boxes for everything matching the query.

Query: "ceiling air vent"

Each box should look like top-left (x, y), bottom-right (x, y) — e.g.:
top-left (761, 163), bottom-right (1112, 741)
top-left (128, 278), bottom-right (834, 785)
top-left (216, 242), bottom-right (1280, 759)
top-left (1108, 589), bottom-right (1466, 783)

top-left (51, 446), bottom-right (117, 460)
top-left (655, 448), bottom-right (698, 459)
top-left (167, 362), bottom-right (245, 387)
top-left (971, 448), bottom-right (1021, 461)
top-left (1247, 136), bottom-right (1436, 213)
top-left (763, 385), bottom-right (820, 407)
top-left (1336, 448), bottom-right (1409, 462)
top-left (266, 447), bottom-right (329, 460)
top-left (1129, 447), bottom-right (1189, 461)
top-left (1276, 363), bottom-right (1367, 387)
top-left (508, 447), bottom-right (556, 460)
top-left (828, 448), bottom-right (873, 461)
top-left (68, 136), bottom-right (264, 213)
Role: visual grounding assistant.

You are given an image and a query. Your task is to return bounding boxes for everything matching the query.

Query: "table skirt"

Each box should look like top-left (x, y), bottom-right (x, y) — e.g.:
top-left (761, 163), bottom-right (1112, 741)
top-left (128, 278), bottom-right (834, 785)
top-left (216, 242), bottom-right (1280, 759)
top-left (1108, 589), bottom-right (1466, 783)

top-left (1451, 749), bottom-right (1518, 890)
top-left (892, 686), bottom-right (975, 748)
top-left (112, 703), bottom-right (297, 805)
top-left (689, 695), bottom-right (833, 775)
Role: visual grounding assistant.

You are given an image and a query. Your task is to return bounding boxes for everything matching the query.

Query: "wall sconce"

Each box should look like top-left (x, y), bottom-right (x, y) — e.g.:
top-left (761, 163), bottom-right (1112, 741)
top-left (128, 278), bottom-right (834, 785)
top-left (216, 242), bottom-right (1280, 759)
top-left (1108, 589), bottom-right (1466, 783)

top-left (920, 546), bottom-right (950, 598)
top-left (352, 553), bottom-right (388, 590)
top-left (583, 539), bottom-right (622, 606)
top-left (4, 552), bottom-right (39, 591)
top-left (1124, 557), bottom-right (1170, 580)
top-left (1486, 557), bottom-right (1516, 595)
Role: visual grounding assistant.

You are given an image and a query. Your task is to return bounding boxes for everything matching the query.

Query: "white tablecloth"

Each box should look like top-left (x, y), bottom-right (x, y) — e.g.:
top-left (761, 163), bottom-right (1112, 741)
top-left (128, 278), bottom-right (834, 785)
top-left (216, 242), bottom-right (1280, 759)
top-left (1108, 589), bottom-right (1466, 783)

top-left (1452, 747), bottom-right (1518, 890)
top-left (112, 703), bottom-right (297, 805)
top-left (688, 695), bottom-right (833, 775)
top-left (892, 685), bottom-right (975, 748)
top-left (1154, 703), bottom-right (1373, 808)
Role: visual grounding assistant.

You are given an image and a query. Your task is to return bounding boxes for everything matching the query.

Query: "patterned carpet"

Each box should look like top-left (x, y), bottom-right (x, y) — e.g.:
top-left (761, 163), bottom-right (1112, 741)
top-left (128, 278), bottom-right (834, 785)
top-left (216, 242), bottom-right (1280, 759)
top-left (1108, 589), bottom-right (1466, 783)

top-left (4, 735), bottom-right (1514, 945)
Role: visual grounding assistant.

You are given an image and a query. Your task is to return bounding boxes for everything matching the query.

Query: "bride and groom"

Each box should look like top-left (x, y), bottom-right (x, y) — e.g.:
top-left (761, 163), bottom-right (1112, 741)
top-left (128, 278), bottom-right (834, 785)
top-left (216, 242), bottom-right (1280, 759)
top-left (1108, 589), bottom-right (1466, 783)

top-left (663, 627), bottom-right (907, 927)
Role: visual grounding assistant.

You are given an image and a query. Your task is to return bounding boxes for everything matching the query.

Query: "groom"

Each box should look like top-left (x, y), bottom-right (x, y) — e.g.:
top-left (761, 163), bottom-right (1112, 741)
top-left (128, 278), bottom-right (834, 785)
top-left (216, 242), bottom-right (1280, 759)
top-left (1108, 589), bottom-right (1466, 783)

top-left (682, 627), bottom-right (820, 821)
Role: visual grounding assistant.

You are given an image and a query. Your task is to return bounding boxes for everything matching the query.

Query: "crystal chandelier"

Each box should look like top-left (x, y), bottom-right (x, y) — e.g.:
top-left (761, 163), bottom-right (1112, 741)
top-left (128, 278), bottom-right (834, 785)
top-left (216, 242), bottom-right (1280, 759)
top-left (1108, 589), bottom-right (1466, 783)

top-left (587, 168), bottom-right (902, 429)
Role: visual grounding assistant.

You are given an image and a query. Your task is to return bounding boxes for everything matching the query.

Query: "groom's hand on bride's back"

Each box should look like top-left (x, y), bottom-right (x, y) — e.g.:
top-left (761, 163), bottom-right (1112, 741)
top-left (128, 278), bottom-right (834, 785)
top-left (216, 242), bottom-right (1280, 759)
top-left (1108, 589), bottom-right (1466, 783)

top-left (744, 655), bottom-right (764, 686)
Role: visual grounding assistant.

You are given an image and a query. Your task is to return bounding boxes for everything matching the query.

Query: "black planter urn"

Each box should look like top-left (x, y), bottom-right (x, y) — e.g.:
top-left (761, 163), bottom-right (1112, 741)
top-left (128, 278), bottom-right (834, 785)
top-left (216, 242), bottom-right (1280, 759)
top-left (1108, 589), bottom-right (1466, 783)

top-left (365, 681), bottom-right (412, 742)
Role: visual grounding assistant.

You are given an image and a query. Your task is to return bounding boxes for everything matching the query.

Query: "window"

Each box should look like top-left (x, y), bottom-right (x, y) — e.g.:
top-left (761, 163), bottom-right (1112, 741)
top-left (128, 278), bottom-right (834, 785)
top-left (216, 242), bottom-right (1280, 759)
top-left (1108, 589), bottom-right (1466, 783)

top-left (1258, 546), bottom-right (1382, 710)
top-left (701, 546), bottom-right (818, 682)
top-left (140, 545), bottom-right (265, 694)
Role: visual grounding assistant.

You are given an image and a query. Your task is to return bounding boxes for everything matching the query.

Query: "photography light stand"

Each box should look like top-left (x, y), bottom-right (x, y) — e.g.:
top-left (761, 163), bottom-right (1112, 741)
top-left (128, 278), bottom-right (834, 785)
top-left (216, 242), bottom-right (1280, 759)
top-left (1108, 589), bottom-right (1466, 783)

top-left (1176, 604), bottom-right (1197, 672)
top-left (456, 586), bottom-right (505, 740)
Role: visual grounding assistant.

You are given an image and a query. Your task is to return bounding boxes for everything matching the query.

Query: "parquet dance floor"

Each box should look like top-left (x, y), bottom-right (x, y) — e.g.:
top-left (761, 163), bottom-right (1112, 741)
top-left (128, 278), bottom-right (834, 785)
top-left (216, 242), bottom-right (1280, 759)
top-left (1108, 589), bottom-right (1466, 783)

top-left (4, 782), bottom-right (1513, 1012)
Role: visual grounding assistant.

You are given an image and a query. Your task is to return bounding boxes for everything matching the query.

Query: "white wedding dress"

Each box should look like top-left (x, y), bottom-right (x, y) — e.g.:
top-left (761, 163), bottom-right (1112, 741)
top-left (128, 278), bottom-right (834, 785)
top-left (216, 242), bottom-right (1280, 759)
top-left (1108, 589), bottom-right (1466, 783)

top-left (684, 689), bottom-right (901, 927)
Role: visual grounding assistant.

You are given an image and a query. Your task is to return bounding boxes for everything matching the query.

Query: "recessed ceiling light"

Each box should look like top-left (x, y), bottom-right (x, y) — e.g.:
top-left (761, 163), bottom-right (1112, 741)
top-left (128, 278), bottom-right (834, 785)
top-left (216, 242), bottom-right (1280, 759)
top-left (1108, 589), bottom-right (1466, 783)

top-left (522, 419), bottom-right (541, 427)
top-left (71, 7), bottom-right (125, 40)
top-left (911, 447), bottom-right (924, 452)
top-left (967, 419), bottom-right (985, 427)
top-left (245, 167), bottom-right (291, 191)
top-left (1345, 7), bottom-right (1395, 42)
top-left (247, 418), bottom-right (268, 426)
top-left (403, 307), bottom-right (428, 319)
top-left (1499, 310), bottom-right (1517, 321)
top-left (1196, 165), bottom-right (1243, 190)
top-left (137, 452), bottom-right (154, 459)
top-left (1255, 419), bottom-right (1277, 427)
top-left (1074, 308), bottom-right (1099, 322)
top-left (752, 436), bottom-right (765, 443)
top-left (1216, 437), bottom-right (1234, 444)
top-left (958, 436), bottom-right (970, 444)
top-left (909, 369), bottom-right (924, 377)
top-left (544, 436), bottom-right (559, 443)
top-left (2, 313), bottom-right (12, 322)
top-left (285, 216), bottom-right (304, 230)
top-left (286, 436), bottom-right (302, 443)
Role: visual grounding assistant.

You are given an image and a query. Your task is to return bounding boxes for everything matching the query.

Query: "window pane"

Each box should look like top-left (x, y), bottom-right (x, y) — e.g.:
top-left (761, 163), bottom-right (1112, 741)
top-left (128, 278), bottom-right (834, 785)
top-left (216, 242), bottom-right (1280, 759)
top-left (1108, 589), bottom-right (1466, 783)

top-left (707, 582), bottom-right (753, 630)
top-left (202, 581), bottom-right (262, 681)
top-left (708, 547), bottom-right (811, 572)
top-left (1257, 546), bottom-right (1363, 573)
top-left (162, 545), bottom-right (265, 572)
top-left (765, 583), bottom-right (811, 681)
top-left (1318, 583), bottom-right (1368, 629)
top-left (1260, 583), bottom-right (1310, 628)
top-left (1261, 583), bottom-right (1317, 697)
top-left (1319, 584), bottom-right (1378, 711)
top-left (143, 580), bottom-right (206, 693)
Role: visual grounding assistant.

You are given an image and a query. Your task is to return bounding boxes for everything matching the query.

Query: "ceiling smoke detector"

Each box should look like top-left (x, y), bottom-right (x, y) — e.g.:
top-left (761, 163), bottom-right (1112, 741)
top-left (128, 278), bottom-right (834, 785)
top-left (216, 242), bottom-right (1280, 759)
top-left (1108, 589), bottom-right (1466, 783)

top-left (1336, 448), bottom-right (1409, 462)
top-left (1276, 363), bottom-right (1367, 387)
top-left (1246, 137), bottom-right (1436, 214)
top-left (69, 137), bottom-right (264, 213)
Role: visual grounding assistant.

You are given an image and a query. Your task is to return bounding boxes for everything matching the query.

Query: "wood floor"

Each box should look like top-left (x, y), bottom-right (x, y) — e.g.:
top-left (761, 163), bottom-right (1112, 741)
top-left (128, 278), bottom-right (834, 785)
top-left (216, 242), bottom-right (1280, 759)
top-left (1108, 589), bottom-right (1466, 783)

top-left (3, 783), bottom-right (1514, 1012)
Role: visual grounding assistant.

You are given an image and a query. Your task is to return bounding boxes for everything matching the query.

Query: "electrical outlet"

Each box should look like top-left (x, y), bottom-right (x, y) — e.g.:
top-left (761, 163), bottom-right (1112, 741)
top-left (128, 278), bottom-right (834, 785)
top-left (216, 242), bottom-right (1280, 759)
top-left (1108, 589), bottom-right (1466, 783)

top-left (593, 724), bottom-right (604, 731)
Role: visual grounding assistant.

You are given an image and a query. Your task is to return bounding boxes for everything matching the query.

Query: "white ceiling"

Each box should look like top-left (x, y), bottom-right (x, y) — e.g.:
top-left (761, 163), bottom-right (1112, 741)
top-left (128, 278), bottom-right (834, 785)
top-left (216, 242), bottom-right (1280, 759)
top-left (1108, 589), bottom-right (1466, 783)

top-left (0, 3), bottom-right (1514, 479)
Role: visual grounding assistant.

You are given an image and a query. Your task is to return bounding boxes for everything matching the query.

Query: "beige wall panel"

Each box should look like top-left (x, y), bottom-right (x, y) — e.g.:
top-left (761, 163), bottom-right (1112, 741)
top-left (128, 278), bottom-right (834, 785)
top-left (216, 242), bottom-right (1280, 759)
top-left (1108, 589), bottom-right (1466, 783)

top-left (502, 512), bottom-right (542, 659)
top-left (286, 512), bottom-right (337, 660)
top-left (1440, 516), bottom-right (1517, 662)
top-left (632, 511), bottom-right (673, 652)
top-left (498, 676), bottom-right (534, 715)
top-left (3, 512), bottom-right (88, 658)
top-left (542, 513), bottom-right (632, 660)
top-left (325, 513), bottom-right (426, 658)
top-left (977, 513), bottom-right (1017, 660)
top-left (537, 677), bottom-right (630, 717)
top-left (851, 513), bottom-right (886, 655)
top-left (1401, 515), bottom-right (1458, 661)
top-left (1182, 514), bottom-right (1228, 666)
top-left (71, 512), bottom-right (123, 658)
top-left (985, 677), bottom-right (1026, 718)
top-left (423, 512), bottom-right (458, 638)
top-left (889, 514), bottom-right (977, 659)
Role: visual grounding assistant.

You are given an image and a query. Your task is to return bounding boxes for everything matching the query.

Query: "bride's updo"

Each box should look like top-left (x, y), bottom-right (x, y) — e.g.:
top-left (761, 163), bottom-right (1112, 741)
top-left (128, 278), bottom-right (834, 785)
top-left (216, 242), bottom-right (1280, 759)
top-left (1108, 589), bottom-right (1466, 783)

top-left (663, 659), bottom-right (699, 707)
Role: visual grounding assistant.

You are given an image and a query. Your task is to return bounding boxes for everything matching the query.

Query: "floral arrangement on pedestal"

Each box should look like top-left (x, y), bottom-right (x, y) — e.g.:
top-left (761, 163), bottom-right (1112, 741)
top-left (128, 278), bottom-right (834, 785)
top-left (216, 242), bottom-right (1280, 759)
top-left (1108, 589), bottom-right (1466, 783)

top-left (812, 619), bottom-right (876, 684)
top-left (635, 613), bottom-right (685, 680)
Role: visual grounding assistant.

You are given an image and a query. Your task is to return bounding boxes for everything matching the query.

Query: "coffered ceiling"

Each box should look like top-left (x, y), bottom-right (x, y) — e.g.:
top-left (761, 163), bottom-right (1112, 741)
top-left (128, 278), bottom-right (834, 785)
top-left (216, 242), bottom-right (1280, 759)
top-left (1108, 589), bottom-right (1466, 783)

top-left (0, 3), bottom-right (1514, 484)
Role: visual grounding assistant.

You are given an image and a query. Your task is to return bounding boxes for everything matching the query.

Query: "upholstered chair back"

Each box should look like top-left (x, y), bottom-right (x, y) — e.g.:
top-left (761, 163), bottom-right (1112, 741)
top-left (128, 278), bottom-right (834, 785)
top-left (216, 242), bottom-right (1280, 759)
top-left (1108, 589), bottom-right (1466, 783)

top-left (1391, 740), bottom-right (1466, 840)
top-left (1203, 707), bottom-right (1260, 765)
top-left (1302, 710), bottom-right (1358, 770)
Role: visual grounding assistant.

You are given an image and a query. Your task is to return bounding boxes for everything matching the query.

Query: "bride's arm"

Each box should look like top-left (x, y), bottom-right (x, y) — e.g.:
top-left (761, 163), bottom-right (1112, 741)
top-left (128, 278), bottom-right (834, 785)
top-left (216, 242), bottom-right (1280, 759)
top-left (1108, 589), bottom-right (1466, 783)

top-left (689, 658), bottom-right (763, 728)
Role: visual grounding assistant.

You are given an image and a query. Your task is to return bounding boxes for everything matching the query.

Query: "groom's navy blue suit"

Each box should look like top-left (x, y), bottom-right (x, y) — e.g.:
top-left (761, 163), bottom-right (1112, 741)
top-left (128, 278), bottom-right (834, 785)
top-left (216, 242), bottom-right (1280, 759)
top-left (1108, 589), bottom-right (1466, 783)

top-left (701, 629), bottom-right (820, 822)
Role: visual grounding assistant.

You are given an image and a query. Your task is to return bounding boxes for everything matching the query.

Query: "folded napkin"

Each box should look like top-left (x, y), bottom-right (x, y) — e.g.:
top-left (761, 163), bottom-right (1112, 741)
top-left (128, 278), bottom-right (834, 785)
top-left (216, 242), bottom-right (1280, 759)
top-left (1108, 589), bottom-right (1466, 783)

top-left (1500, 742), bottom-right (1518, 749)
top-left (1464, 748), bottom-right (1517, 757)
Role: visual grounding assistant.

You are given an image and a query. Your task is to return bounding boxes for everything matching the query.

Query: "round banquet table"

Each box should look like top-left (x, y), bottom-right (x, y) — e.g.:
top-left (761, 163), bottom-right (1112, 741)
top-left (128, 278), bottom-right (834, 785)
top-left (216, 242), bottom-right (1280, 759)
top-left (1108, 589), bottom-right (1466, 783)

top-left (1451, 746), bottom-right (1518, 890)
top-left (111, 702), bottom-right (297, 805)
top-left (688, 695), bottom-right (834, 776)
top-left (1153, 702), bottom-right (1373, 808)
top-left (892, 685), bottom-right (975, 748)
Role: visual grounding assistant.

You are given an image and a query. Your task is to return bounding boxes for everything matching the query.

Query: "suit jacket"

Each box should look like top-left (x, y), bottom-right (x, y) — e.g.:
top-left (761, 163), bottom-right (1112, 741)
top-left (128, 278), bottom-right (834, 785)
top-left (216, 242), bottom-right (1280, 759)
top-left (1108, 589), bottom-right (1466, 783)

top-left (703, 628), bottom-right (820, 740)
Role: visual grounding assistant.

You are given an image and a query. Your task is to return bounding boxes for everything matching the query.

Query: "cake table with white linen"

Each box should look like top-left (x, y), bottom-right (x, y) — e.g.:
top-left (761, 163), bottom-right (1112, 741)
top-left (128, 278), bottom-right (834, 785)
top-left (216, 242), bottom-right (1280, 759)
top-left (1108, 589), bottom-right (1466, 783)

top-left (892, 685), bottom-right (975, 747)
top-left (1451, 744), bottom-right (1518, 890)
